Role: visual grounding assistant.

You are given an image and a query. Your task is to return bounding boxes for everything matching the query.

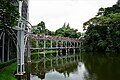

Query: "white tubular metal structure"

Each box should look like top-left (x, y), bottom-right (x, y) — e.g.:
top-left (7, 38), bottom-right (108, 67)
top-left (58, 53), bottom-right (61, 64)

top-left (31, 34), bottom-right (82, 57)
top-left (16, 0), bottom-right (31, 76)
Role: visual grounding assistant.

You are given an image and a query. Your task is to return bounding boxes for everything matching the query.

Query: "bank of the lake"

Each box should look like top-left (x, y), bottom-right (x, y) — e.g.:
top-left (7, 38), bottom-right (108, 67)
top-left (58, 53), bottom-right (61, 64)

top-left (0, 63), bottom-right (16, 80)
top-left (32, 50), bottom-right (57, 55)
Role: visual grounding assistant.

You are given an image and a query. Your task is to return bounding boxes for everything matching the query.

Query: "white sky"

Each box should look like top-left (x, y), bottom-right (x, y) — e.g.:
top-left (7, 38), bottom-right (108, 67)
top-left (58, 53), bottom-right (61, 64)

top-left (29, 0), bottom-right (117, 32)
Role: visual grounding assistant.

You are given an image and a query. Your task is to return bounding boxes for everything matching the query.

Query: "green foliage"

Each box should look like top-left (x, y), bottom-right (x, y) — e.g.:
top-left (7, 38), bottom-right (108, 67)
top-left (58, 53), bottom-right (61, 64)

top-left (83, 4), bottom-right (120, 52)
top-left (31, 21), bottom-right (53, 35)
top-left (31, 22), bottom-right (81, 48)
top-left (55, 23), bottom-right (81, 38)
top-left (31, 21), bottom-right (81, 38)
top-left (0, 0), bottom-right (19, 30)
top-left (0, 58), bottom-right (16, 69)
top-left (0, 62), bottom-right (16, 80)
top-left (0, 0), bottom-right (19, 64)
top-left (31, 39), bottom-right (37, 48)
top-left (31, 21), bottom-right (45, 34)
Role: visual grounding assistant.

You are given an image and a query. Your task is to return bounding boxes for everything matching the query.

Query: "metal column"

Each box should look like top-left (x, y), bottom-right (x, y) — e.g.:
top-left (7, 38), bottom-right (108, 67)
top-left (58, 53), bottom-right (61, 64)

top-left (43, 37), bottom-right (46, 58)
top-left (2, 33), bottom-right (5, 62)
top-left (56, 40), bottom-right (58, 57)
top-left (50, 40), bottom-right (53, 56)
top-left (27, 36), bottom-right (31, 62)
top-left (60, 41), bottom-right (63, 56)
top-left (16, 0), bottom-right (25, 75)
top-left (73, 42), bottom-right (76, 55)
top-left (66, 41), bottom-right (67, 56)
top-left (36, 40), bottom-right (38, 48)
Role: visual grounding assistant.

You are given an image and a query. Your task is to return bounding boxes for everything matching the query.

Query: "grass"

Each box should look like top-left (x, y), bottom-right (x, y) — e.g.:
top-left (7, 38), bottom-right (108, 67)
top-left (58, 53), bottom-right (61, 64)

top-left (0, 63), bottom-right (16, 80)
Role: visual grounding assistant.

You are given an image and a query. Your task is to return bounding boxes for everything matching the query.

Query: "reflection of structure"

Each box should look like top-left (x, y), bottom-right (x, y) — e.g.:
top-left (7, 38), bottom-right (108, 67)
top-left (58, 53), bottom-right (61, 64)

top-left (30, 54), bottom-right (81, 80)
top-left (37, 72), bottom-right (45, 80)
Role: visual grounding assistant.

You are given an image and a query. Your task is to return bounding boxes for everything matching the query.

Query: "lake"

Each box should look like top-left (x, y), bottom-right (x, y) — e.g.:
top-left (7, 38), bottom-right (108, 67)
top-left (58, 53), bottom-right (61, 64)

top-left (25, 53), bottom-right (120, 80)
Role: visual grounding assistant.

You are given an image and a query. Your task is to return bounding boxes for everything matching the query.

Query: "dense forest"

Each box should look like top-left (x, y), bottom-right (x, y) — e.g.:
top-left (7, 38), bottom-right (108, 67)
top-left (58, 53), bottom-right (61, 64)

top-left (83, 1), bottom-right (120, 53)
top-left (31, 21), bottom-right (81, 38)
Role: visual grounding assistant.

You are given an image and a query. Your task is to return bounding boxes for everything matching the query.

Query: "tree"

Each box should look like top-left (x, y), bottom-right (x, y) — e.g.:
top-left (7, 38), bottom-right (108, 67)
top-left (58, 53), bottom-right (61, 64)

top-left (55, 23), bottom-right (81, 38)
top-left (0, 0), bottom-right (19, 47)
top-left (83, 3), bottom-right (120, 52)
top-left (0, 0), bottom-right (19, 31)
top-left (31, 21), bottom-right (53, 35)
top-left (0, 0), bottom-right (19, 62)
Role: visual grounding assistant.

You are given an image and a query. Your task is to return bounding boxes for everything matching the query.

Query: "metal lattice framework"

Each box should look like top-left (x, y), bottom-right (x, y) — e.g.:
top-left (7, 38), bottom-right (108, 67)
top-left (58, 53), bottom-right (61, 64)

top-left (31, 34), bottom-right (81, 51)
top-left (32, 34), bottom-right (81, 42)
top-left (31, 34), bottom-right (82, 59)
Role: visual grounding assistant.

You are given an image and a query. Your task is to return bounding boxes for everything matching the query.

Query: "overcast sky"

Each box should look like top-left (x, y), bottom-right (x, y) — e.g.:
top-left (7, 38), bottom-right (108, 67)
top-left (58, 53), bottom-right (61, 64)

top-left (29, 0), bottom-right (117, 32)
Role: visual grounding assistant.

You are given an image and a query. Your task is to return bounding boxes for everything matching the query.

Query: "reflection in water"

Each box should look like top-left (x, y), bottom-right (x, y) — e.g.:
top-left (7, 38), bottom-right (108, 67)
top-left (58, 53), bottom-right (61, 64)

top-left (82, 53), bottom-right (120, 80)
top-left (31, 62), bottom-right (88, 80)
top-left (44, 62), bottom-right (88, 80)
top-left (25, 53), bottom-right (120, 80)
top-left (30, 54), bottom-right (88, 80)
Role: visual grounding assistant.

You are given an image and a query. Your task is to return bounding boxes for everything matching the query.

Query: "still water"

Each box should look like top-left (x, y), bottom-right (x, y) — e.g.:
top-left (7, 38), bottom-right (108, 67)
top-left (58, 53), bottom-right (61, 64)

top-left (26, 53), bottom-right (120, 80)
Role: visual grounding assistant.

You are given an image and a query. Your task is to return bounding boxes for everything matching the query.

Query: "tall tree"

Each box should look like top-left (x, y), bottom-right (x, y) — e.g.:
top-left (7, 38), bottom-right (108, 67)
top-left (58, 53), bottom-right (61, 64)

top-left (31, 21), bottom-right (53, 35)
top-left (83, 3), bottom-right (120, 52)
top-left (0, 0), bottom-right (19, 31)
top-left (31, 21), bottom-right (46, 34)
top-left (55, 23), bottom-right (81, 38)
